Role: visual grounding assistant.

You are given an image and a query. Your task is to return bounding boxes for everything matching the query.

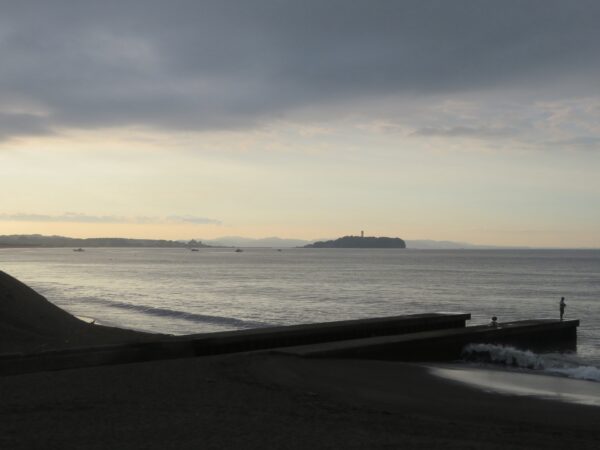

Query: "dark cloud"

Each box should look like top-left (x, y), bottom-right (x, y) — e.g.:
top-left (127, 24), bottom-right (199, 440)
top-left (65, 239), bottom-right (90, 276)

top-left (0, 212), bottom-right (221, 225)
top-left (0, 113), bottom-right (54, 141)
top-left (1, 1), bottom-right (599, 139)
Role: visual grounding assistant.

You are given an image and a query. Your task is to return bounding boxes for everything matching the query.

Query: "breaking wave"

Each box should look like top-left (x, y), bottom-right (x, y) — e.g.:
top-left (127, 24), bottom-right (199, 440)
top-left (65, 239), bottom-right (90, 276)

top-left (462, 343), bottom-right (600, 382)
top-left (81, 297), bottom-right (270, 329)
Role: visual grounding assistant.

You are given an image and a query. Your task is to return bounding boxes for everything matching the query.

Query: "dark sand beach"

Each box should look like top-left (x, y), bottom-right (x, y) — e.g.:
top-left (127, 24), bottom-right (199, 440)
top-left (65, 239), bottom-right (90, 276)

top-left (2, 270), bottom-right (600, 449)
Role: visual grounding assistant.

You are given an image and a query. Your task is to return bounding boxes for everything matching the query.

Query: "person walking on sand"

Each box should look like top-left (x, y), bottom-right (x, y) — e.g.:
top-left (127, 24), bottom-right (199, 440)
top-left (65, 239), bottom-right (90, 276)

top-left (559, 297), bottom-right (566, 320)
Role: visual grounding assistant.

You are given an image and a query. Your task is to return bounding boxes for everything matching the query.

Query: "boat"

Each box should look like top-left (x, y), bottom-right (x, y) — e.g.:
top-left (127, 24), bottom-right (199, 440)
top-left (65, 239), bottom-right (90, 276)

top-left (189, 248), bottom-right (199, 252)
top-left (73, 248), bottom-right (85, 252)
top-left (235, 248), bottom-right (243, 253)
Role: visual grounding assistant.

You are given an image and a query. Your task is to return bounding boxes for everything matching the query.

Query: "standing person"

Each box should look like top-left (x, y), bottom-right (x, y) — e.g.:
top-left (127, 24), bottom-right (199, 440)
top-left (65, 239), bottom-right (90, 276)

top-left (559, 297), bottom-right (566, 320)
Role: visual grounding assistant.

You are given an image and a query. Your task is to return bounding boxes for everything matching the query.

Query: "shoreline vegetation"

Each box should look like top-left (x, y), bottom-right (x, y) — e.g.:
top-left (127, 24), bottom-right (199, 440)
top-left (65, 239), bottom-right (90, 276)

top-left (304, 235), bottom-right (406, 248)
top-left (1, 270), bottom-right (600, 448)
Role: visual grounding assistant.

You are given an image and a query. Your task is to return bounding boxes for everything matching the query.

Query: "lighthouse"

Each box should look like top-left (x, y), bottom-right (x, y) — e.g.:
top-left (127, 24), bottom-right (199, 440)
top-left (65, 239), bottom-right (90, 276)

top-left (361, 230), bottom-right (364, 238)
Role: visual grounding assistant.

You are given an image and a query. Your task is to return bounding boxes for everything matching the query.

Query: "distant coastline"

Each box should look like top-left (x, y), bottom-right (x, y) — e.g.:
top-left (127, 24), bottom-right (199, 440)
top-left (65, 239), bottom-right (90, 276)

top-left (4, 234), bottom-right (585, 250)
top-left (0, 234), bottom-right (210, 249)
top-left (304, 235), bottom-right (406, 249)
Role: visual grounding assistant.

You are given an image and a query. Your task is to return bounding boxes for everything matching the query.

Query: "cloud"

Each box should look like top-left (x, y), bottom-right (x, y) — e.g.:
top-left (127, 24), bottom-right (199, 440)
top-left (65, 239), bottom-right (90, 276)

top-left (0, 112), bottom-right (54, 141)
top-left (412, 126), bottom-right (518, 139)
top-left (0, 213), bottom-right (122, 223)
top-left (545, 136), bottom-right (600, 152)
top-left (166, 215), bottom-right (222, 225)
top-left (0, 212), bottom-right (221, 225)
top-left (1, 1), bottom-right (600, 140)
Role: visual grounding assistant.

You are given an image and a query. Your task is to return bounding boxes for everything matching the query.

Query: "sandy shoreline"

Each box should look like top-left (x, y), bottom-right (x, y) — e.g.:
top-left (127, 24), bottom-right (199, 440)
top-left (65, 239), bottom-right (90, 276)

top-left (430, 362), bottom-right (600, 406)
top-left (2, 269), bottom-right (600, 448)
top-left (1, 353), bottom-right (600, 449)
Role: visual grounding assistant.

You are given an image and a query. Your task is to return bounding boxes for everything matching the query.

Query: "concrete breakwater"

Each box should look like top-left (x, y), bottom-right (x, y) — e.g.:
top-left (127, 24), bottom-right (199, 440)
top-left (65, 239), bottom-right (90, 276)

top-left (0, 313), bottom-right (580, 375)
top-left (281, 319), bottom-right (579, 361)
top-left (0, 313), bottom-right (469, 374)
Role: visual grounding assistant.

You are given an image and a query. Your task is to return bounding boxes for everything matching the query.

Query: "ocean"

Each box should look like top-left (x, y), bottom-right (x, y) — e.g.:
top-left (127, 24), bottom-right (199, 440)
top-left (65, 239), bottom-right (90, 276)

top-left (1, 247), bottom-right (599, 382)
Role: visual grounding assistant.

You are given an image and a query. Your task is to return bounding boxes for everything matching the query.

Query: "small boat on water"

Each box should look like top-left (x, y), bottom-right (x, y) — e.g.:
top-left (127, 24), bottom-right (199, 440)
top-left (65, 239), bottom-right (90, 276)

top-left (235, 248), bottom-right (243, 253)
top-left (73, 248), bottom-right (85, 252)
top-left (189, 248), bottom-right (199, 252)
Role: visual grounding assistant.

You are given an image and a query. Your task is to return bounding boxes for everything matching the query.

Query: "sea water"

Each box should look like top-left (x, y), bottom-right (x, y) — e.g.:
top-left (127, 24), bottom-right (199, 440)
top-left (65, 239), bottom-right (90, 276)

top-left (1, 247), bottom-right (599, 381)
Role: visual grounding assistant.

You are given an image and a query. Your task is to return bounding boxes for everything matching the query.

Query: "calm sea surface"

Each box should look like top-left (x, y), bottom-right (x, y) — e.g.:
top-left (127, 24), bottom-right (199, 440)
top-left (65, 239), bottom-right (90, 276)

top-left (1, 248), bottom-right (599, 368)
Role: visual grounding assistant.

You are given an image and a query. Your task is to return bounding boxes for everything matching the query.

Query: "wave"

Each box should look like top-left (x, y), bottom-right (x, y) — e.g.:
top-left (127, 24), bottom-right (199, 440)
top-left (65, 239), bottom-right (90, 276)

top-left (462, 343), bottom-right (600, 382)
top-left (80, 297), bottom-right (270, 329)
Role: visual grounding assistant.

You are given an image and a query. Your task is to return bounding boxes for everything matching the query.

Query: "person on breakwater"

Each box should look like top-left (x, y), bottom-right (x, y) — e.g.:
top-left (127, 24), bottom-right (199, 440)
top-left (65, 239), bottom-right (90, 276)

top-left (560, 297), bottom-right (566, 320)
top-left (489, 316), bottom-right (498, 327)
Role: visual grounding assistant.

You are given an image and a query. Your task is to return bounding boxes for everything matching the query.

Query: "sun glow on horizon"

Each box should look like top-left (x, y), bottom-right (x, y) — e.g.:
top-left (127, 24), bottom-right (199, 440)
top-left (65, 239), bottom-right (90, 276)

top-left (1, 2), bottom-right (599, 248)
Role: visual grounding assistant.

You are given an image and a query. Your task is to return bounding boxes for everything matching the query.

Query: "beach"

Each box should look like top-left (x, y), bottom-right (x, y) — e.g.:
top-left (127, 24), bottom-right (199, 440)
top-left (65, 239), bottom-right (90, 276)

top-left (3, 1), bottom-right (600, 447)
top-left (2, 269), bottom-right (600, 449)
top-left (2, 353), bottom-right (600, 449)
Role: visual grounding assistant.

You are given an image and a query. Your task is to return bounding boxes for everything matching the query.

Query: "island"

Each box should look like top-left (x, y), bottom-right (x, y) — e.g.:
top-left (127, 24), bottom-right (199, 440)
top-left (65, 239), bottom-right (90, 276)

top-left (304, 235), bottom-right (406, 249)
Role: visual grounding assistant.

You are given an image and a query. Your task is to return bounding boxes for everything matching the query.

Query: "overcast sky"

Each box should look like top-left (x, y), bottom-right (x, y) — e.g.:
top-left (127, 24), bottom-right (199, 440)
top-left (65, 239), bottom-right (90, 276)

top-left (1, 1), bottom-right (599, 247)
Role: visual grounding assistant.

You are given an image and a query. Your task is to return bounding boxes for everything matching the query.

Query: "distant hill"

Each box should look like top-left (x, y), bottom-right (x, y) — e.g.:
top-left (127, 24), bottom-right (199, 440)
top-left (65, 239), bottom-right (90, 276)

top-left (406, 240), bottom-right (482, 249)
top-left (0, 234), bottom-right (516, 250)
top-left (304, 235), bottom-right (406, 249)
top-left (405, 240), bottom-right (523, 249)
top-left (205, 236), bottom-right (511, 249)
top-left (203, 236), bottom-right (314, 248)
top-left (0, 234), bottom-right (209, 248)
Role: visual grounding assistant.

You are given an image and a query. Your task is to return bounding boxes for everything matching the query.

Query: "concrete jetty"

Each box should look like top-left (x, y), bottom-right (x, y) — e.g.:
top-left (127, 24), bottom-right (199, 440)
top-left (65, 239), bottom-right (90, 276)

top-left (0, 313), bottom-right (469, 375)
top-left (183, 312), bottom-right (471, 356)
top-left (0, 315), bottom-right (580, 375)
top-left (280, 319), bottom-right (580, 361)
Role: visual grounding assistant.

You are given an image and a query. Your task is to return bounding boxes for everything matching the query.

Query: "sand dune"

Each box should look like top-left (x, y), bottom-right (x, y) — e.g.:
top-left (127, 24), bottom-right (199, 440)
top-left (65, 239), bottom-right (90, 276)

top-left (0, 270), bottom-right (159, 354)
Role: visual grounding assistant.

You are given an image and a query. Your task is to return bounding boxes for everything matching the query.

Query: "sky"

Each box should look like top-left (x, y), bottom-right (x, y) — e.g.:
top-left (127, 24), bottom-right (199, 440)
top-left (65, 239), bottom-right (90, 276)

top-left (1, 0), bottom-right (599, 247)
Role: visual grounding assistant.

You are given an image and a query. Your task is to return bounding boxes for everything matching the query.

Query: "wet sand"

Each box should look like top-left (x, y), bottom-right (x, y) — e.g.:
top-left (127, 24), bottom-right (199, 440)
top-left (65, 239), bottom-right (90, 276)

top-left (431, 363), bottom-right (600, 406)
top-left (2, 269), bottom-right (600, 448)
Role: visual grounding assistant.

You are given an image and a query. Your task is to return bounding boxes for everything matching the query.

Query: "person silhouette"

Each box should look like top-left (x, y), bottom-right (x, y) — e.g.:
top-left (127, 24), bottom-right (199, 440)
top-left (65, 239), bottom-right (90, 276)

top-left (559, 297), bottom-right (566, 320)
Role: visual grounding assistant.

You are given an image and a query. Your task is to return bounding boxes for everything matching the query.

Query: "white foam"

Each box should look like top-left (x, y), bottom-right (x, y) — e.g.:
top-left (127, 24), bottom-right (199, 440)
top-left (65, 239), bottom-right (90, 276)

top-left (462, 343), bottom-right (600, 382)
top-left (549, 366), bottom-right (600, 382)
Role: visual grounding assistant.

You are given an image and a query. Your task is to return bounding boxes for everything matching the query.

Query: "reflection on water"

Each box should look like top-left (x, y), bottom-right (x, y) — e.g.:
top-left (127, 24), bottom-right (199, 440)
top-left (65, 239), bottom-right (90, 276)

top-left (1, 247), bottom-right (599, 365)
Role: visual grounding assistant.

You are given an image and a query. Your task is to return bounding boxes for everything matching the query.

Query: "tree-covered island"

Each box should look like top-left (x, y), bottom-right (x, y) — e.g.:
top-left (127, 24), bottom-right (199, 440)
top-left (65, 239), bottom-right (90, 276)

top-left (304, 235), bottom-right (406, 249)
